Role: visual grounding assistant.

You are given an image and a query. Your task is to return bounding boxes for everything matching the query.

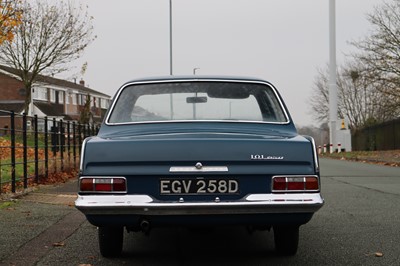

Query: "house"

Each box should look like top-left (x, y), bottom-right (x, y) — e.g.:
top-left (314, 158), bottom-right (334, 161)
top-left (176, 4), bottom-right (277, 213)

top-left (0, 64), bottom-right (111, 126)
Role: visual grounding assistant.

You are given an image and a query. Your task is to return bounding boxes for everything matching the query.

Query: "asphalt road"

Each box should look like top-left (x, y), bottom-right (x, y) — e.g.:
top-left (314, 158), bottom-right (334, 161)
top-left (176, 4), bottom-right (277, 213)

top-left (0, 158), bottom-right (399, 266)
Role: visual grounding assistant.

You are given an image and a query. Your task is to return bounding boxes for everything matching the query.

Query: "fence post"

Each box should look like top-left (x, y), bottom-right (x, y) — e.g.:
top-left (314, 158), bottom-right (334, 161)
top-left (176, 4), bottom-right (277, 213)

top-left (78, 123), bottom-right (82, 159)
top-left (67, 121), bottom-right (71, 167)
top-left (52, 118), bottom-right (57, 173)
top-left (44, 117), bottom-right (48, 179)
top-left (73, 122), bottom-right (77, 168)
top-left (10, 111), bottom-right (16, 193)
top-left (22, 113), bottom-right (28, 189)
top-left (34, 115), bottom-right (39, 183)
top-left (59, 120), bottom-right (64, 172)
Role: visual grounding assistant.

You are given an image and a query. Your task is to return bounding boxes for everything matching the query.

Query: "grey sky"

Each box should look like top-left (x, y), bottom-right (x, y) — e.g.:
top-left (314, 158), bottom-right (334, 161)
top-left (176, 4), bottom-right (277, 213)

top-left (63, 0), bottom-right (383, 126)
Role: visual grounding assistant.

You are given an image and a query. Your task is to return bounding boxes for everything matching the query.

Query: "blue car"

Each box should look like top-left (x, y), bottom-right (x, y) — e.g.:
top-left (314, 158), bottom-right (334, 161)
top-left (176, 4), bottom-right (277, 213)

top-left (75, 76), bottom-right (324, 257)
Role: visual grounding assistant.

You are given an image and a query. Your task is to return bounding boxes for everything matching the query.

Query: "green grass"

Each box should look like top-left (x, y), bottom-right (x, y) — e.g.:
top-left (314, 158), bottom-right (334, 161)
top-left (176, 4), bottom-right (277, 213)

top-left (0, 154), bottom-right (77, 184)
top-left (1, 135), bottom-right (46, 148)
top-left (0, 200), bottom-right (19, 209)
top-left (0, 158), bottom-right (37, 184)
top-left (320, 150), bottom-right (400, 165)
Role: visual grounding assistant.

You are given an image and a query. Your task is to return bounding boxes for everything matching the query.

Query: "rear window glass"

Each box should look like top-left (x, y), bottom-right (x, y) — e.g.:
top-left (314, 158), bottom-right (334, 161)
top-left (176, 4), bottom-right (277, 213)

top-left (107, 81), bottom-right (288, 124)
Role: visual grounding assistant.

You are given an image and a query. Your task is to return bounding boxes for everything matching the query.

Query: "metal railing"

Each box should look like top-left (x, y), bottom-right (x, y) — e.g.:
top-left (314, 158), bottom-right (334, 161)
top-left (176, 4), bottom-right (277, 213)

top-left (0, 111), bottom-right (99, 194)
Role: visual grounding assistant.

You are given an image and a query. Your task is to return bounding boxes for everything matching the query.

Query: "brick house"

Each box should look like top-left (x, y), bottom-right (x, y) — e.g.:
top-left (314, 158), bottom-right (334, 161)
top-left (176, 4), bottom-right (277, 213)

top-left (0, 64), bottom-right (111, 126)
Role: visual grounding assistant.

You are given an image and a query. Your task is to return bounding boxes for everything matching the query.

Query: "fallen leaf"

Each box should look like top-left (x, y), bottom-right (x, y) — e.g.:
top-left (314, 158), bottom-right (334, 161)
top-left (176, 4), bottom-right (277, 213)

top-left (375, 252), bottom-right (383, 257)
top-left (52, 242), bottom-right (65, 247)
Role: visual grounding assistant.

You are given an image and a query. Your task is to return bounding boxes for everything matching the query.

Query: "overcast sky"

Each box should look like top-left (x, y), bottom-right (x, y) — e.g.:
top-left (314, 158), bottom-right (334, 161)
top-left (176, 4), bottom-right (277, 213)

top-left (62, 0), bottom-right (384, 126)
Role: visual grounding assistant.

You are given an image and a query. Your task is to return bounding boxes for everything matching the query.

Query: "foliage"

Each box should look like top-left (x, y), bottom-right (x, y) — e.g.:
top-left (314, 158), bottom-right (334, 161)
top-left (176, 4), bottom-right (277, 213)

top-left (0, 0), bottom-right (21, 44)
top-left (0, 0), bottom-right (96, 114)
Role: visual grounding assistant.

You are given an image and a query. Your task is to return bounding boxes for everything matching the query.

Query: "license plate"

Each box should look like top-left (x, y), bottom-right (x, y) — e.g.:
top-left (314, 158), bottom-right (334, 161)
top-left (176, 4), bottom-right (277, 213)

top-left (160, 178), bottom-right (239, 195)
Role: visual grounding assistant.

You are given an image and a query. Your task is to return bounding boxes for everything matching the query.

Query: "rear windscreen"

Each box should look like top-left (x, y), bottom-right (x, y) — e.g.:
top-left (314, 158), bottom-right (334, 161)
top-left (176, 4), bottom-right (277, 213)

top-left (107, 81), bottom-right (288, 124)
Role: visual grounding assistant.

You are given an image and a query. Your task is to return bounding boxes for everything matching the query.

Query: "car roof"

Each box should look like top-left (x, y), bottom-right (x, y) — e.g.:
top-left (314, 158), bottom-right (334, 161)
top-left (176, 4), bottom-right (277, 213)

top-left (120, 75), bottom-right (274, 87)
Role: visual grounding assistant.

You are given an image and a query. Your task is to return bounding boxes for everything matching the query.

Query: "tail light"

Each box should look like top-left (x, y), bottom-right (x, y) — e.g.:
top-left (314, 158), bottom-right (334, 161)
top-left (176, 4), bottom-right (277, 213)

top-left (79, 177), bottom-right (127, 193)
top-left (272, 176), bottom-right (319, 192)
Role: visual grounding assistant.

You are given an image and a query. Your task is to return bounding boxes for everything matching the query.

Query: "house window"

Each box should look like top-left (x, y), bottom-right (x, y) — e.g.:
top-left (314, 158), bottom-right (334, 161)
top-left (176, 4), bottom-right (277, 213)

top-left (72, 93), bottom-right (77, 105)
top-left (77, 94), bottom-right (81, 105)
top-left (32, 87), bottom-right (48, 101)
top-left (100, 98), bottom-right (109, 109)
top-left (81, 94), bottom-right (86, 105)
top-left (50, 89), bottom-right (56, 102)
top-left (55, 90), bottom-right (64, 104)
top-left (58, 91), bottom-right (64, 104)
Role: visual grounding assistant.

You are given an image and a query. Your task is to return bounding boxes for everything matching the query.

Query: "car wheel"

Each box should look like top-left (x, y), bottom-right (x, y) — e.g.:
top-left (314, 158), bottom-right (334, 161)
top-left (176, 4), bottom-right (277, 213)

top-left (98, 226), bottom-right (124, 257)
top-left (273, 225), bottom-right (299, 256)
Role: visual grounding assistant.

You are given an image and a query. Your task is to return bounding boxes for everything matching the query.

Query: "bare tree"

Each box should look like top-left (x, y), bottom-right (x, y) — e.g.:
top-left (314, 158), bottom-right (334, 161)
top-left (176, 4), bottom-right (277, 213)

top-left (309, 67), bottom-right (331, 123)
top-left (311, 0), bottom-right (400, 130)
top-left (351, 0), bottom-right (400, 100)
top-left (309, 66), bottom-right (344, 125)
top-left (309, 63), bottom-right (399, 129)
top-left (0, 0), bottom-right (95, 114)
top-left (340, 63), bottom-right (399, 128)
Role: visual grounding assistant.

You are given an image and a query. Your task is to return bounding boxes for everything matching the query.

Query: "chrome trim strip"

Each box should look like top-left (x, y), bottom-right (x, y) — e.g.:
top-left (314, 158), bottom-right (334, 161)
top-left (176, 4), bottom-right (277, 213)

top-left (105, 78), bottom-right (291, 126)
top-left (310, 136), bottom-right (320, 173)
top-left (169, 166), bottom-right (228, 172)
top-left (75, 193), bottom-right (324, 216)
top-left (79, 137), bottom-right (93, 173)
top-left (303, 135), bottom-right (320, 173)
top-left (106, 119), bottom-right (288, 126)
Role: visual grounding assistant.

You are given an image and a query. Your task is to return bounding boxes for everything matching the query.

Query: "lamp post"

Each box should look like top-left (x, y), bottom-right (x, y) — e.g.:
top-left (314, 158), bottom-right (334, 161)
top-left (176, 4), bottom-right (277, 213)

top-left (169, 0), bottom-right (174, 119)
top-left (329, 0), bottom-right (338, 153)
top-left (169, 0), bottom-right (173, 76)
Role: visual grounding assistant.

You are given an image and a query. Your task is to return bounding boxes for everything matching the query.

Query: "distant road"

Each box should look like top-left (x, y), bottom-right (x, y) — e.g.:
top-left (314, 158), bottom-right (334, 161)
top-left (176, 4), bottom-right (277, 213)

top-left (1, 158), bottom-right (399, 265)
top-left (320, 158), bottom-right (400, 195)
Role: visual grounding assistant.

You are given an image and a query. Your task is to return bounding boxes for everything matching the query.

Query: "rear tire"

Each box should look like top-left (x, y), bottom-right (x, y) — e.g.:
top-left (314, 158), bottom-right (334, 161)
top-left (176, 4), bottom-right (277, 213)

top-left (273, 225), bottom-right (299, 256)
top-left (98, 226), bottom-right (124, 257)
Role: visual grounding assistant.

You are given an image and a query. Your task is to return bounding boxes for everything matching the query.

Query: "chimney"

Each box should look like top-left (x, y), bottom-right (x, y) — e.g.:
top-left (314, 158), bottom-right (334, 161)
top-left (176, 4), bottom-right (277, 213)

top-left (79, 79), bottom-right (85, 86)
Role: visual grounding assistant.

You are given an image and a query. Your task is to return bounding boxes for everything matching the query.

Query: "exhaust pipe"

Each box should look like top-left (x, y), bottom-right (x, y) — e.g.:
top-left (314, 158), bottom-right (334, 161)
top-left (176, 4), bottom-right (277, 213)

top-left (140, 220), bottom-right (151, 235)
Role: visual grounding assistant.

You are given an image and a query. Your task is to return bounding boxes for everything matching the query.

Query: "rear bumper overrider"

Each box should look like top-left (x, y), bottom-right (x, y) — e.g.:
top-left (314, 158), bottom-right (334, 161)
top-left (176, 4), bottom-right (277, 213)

top-left (75, 193), bottom-right (324, 216)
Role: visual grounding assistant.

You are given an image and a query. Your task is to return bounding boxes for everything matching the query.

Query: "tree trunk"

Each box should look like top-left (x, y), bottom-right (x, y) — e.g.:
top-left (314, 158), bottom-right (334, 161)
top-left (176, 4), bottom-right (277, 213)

top-left (24, 83), bottom-right (32, 115)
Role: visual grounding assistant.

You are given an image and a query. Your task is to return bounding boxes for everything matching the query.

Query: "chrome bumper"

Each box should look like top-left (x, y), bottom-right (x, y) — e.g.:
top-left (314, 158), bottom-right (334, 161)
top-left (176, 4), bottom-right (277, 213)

top-left (75, 193), bottom-right (324, 216)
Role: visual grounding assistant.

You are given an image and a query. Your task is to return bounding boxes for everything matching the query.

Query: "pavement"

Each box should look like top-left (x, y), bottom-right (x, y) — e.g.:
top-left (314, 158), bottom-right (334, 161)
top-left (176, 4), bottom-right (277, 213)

top-left (18, 180), bottom-right (79, 206)
top-left (0, 179), bottom-right (85, 266)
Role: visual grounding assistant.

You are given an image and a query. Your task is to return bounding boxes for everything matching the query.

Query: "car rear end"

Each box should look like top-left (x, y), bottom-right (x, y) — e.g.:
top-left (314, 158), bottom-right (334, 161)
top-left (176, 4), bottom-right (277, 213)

top-left (75, 77), bottom-right (324, 257)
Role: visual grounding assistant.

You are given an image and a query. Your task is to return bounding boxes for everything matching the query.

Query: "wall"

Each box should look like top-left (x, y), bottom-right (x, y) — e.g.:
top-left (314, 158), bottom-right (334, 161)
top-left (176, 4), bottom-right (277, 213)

top-left (0, 73), bottom-right (25, 101)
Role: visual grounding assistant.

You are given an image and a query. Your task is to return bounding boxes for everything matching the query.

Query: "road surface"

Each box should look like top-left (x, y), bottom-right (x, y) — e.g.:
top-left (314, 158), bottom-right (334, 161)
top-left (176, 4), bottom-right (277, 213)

top-left (0, 158), bottom-right (399, 265)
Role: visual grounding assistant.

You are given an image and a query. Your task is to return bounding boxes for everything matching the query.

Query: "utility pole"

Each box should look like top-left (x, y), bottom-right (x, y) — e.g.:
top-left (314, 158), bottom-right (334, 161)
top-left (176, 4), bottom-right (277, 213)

top-left (169, 0), bottom-right (174, 119)
top-left (169, 0), bottom-right (173, 76)
top-left (329, 0), bottom-right (338, 153)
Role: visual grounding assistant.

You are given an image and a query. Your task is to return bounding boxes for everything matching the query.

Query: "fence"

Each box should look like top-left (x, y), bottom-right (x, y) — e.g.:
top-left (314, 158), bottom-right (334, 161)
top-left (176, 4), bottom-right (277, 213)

top-left (0, 111), bottom-right (99, 194)
top-left (352, 118), bottom-right (400, 151)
